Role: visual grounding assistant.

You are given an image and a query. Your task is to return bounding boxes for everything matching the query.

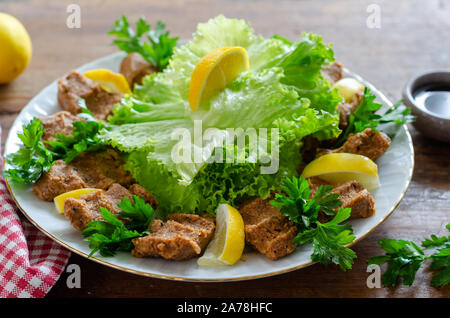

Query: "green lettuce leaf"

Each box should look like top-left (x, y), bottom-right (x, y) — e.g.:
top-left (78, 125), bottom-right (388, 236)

top-left (191, 68), bottom-right (304, 129)
top-left (101, 15), bottom-right (341, 215)
top-left (125, 141), bottom-right (302, 215)
top-left (162, 15), bottom-right (290, 100)
top-left (266, 32), bottom-right (342, 120)
top-left (108, 75), bottom-right (186, 125)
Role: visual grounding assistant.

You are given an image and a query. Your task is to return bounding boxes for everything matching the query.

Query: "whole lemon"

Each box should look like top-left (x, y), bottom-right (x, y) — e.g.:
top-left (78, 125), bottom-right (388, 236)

top-left (0, 13), bottom-right (32, 84)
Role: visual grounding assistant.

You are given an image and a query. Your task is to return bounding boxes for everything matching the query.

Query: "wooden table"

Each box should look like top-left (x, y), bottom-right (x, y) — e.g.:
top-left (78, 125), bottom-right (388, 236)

top-left (1, 0), bottom-right (449, 298)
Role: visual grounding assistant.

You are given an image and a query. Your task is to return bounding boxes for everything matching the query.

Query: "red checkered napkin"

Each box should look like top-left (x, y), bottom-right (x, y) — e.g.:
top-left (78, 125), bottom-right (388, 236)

top-left (0, 179), bottom-right (71, 298)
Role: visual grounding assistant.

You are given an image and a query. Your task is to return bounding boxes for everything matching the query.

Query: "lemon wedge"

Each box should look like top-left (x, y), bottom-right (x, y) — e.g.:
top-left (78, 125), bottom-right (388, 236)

top-left (84, 69), bottom-right (131, 94)
top-left (188, 47), bottom-right (250, 111)
top-left (333, 78), bottom-right (364, 103)
top-left (197, 203), bottom-right (245, 266)
top-left (301, 153), bottom-right (380, 190)
top-left (54, 188), bottom-right (103, 214)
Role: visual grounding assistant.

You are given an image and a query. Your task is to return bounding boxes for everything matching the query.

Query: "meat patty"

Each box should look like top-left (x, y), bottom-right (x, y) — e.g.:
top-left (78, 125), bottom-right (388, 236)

top-left (333, 181), bottom-right (375, 218)
top-left (70, 149), bottom-right (135, 190)
top-left (128, 183), bottom-right (158, 209)
top-left (322, 61), bottom-right (344, 84)
top-left (308, 177), bottom-right (376, 220)
top-left (64, 183), bottom-right (157, 231)
top-left (57, 70), bottom-right (122, 120)
top-left (131, 214), bottom-right (215, 260)
top-left (308, 176), bottom-right (330, 196)
top-left (40, 111), bottom-right (79, 141)
top-left (322, 61), bottom-right (365, 131)
top-left (33, 149), bottom-right (135, 201)
top-left (237, 176), bottom-right (376, 260)
top-left (238, 197), bottom-right (297, 260)
top-left (64, 183), bottom-right (132, 231)
top-left (316, 128), bottom-right (391, 161)
top-left (337, 90), bottom-right (363, 130)
top-left (120, 52), bottom-right (158, 88)
top-left (33, 160), bottom-right (88, 201)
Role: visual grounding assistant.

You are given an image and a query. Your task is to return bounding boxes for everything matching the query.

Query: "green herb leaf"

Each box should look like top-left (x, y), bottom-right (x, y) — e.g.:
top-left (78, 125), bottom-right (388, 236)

top-left (336, 88), bottom-right (415, 147)
top-left (430, 267), bottom-right (450, 287)
top-left (117, 195), bottom-right (155, 232)
top-left (82, 207), bottom-right (145, 257)
top-left (368, 239), bottom-right (426, 287)
top-left (3, 118), bottom-right (54, 184)
top-left (380, 99), bottom-right (415, 125)
top-left (271, 34), bottom-right (292, 46)
top-left (336, 87), bottom-right (382, 146)
top-left (82, 196), bottom-right (154, 257)
top-left (270, 176), bottom-right (318, 231)
top-left (46, 99), bottom-right (106, 163)
top-left (5, 99), bottom-right (107, 184)
top-left (296, 208), bottom-right (356, 271)
top-left (313, 185), bottom-right (342, 216)
top-left (108, 16), bottom-right (178, 70)
top-left (270, 176), bottom-right (355, 270)
top-left (422, 229), bottom-right (450, 286)
top-left (370, 224), bottom-right (450, 287)
top-left (421, 234), bottom-right (450, 249)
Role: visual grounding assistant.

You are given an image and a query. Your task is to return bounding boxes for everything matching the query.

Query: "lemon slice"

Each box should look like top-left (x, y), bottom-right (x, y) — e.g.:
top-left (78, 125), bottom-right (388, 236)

top-left (188, 47), bottom-right (250, 111)
top-left (84, 69), bottom-right (131, 94)
top-left (197, 203), bottom-right (245, 266)
top-left (333, 78), bottom-right (364, 102)
top-left (301, 153), bottom-right (380, 190)
top-left (54, 188), bottom-right (103, 214)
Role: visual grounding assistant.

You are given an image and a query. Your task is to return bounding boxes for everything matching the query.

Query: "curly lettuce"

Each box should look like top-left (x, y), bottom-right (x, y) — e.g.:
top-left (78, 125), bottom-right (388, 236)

top-left (101, 15), bottom-right (341, 214)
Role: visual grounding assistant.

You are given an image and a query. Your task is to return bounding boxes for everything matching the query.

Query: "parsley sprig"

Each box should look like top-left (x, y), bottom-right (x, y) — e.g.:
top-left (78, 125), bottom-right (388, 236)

top-left (421, 228), bottom-right (450, 287)
top-left (82, 207), bottom-right (143, 257)
top-left (82, 196), bottom-right (155, 257)
top-left (117, 195), bottom-right (156, 232)
top-left (4, 99), bottom-right (106, 184)
top-left (270, 176), bottom-right (356, 271)
top-left (335, 87), bottom-right (415, 147)
top-left (369, 223), bottom-right (450, 287)
top-left (108, 16), bottom-right (178, 70)
top-left (368, 239), bottom-right (426, 287)
top-left (4, 118), bottom-right (54, 183)
top-left (46, 99), bottom-right (106, 162)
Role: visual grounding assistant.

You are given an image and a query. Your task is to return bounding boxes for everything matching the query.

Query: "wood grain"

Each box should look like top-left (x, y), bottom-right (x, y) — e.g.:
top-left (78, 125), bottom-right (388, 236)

top-left (0, 0), bottom-right (449, 298)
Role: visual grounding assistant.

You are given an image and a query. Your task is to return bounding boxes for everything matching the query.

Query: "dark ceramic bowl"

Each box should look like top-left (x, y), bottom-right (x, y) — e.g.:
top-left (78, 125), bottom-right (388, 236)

top-left (403, 70), bottom-right (450, 142)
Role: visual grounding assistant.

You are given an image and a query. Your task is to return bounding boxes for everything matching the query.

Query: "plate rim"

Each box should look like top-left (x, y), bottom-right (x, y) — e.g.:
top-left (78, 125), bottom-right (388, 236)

top-left (3, 53), bottom-right (415, 282)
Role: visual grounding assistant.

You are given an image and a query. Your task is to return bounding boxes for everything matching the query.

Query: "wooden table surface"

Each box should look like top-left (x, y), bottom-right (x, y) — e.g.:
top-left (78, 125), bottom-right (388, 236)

top-left (1, 0), bottom-right (449, 298)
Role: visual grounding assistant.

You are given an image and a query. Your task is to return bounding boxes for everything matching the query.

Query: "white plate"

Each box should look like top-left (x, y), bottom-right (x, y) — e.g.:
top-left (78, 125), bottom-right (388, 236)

top-left (4, 52), bottom-right (414, 281)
